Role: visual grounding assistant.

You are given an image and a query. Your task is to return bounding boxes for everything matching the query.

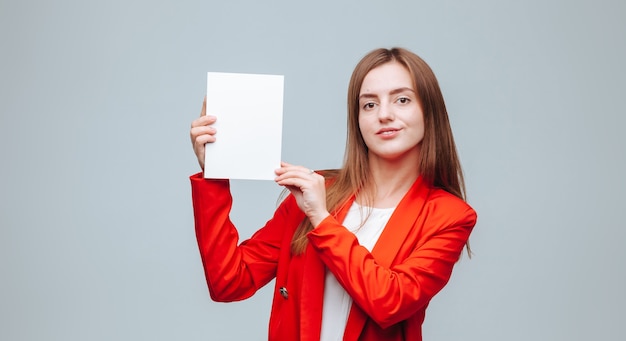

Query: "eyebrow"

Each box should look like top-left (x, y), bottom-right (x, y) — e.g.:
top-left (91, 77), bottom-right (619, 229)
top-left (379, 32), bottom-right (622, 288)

top-left (358, 87), bottom-right (416, 100)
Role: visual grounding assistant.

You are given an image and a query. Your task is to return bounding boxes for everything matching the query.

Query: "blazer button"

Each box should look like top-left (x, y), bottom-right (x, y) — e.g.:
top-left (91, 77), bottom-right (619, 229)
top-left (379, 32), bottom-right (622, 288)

top-left (279, 287), bottom-right (288, 299)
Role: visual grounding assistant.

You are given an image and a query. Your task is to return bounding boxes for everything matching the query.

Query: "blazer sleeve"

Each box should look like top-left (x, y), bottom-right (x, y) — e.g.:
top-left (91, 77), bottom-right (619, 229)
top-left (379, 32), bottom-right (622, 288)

top-left (190, 173), bottom-right (297, 302)
top-left (307, 193), bottom-right (477, 329)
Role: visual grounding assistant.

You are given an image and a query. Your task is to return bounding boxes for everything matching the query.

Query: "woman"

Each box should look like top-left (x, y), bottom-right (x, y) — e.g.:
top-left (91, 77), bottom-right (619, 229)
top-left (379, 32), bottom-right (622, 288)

top-left (189, 47), bottom-right (477, 341)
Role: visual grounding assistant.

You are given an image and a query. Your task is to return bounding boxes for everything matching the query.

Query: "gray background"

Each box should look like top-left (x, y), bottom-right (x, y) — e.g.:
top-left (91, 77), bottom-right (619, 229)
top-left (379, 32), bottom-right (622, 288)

top-left (1, 0), bottom-right (625, 340)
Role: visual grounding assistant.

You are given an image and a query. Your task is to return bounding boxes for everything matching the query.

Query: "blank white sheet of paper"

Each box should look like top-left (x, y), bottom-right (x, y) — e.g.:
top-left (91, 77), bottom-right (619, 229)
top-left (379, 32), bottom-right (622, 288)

top-left (204, 72), bottom-right (284, 180)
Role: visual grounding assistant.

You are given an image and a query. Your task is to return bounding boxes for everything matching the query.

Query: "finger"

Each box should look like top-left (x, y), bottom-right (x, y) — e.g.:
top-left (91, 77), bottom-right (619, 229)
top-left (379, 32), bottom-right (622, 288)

top-left (276, 169), bottom-right (314, 181)
top-left (275, 175), bottom-right (313, 190)
top-left (191, 125), bottom-right (216, 138)
top-left (200, 96), bottom-right (206, 117)
top-left (283, 185), bottom-right (300, 195)
top-left (194, 133), bottom-right (216, 146)
top-left (191, 115), bottom-right (217, 128)
top-left (277, 162), bottom-right (314, 176)
top-left (190, 126), bottom-right (217, 147)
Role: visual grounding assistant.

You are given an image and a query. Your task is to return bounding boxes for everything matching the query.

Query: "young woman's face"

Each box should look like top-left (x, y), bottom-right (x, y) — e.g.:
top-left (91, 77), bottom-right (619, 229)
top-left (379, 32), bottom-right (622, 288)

top-left (358, 61), bottom-right (424, 163)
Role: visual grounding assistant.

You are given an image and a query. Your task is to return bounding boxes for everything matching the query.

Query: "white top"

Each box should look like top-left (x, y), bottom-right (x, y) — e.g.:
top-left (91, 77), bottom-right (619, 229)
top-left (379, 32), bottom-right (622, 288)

top-left (319, 202), bottom-right (395, 341)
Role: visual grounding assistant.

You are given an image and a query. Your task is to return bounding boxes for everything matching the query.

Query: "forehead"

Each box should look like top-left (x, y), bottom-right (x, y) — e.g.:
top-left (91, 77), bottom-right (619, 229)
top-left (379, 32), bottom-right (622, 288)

top-left (360, 61), bottom-right (414, 94)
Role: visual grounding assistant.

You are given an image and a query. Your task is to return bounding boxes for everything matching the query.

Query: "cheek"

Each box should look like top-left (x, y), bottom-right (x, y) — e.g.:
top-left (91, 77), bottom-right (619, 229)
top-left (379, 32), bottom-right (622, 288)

top-left (357, 116), bottom-right (367, 134)
top-left (411, 111), bottom-right (425, 131)
top-left (358, 114), bottom-right (375, 132)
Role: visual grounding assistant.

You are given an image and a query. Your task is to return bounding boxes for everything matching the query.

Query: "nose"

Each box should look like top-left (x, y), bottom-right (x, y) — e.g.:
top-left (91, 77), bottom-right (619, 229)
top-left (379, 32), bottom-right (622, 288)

top-left (377, 102), bottom-right (394, 122)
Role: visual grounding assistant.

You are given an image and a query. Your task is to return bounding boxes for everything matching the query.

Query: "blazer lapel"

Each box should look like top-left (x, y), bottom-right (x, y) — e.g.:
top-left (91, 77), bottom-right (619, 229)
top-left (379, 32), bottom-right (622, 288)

top-left (343, 176), bottom-right (431, 340)
top-left (371, 175), bottom-right (430, 267)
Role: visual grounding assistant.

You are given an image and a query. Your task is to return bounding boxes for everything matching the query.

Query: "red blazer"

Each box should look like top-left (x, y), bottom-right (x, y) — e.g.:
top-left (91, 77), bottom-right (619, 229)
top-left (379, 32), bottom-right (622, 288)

top-left (191, 173), bottom-right (476, 341)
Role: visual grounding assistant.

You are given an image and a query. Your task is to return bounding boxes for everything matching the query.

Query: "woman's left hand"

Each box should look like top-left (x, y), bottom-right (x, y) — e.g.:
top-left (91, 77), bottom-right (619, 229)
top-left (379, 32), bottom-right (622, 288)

top-left (275, 161), bottom-right (330, 227)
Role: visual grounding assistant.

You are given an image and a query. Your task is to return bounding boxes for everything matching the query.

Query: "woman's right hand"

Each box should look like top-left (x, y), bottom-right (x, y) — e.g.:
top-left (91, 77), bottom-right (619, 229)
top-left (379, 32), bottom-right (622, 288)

top-left (190, 97), bottom-right (217, 170)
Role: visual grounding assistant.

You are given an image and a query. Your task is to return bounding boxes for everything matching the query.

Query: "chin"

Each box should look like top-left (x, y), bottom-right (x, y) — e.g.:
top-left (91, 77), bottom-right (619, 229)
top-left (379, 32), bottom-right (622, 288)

top-left (369, 146), bottom-right (420, 162)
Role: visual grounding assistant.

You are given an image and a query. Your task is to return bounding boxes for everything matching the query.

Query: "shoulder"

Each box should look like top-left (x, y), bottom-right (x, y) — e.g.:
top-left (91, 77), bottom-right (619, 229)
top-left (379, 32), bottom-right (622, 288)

top-left (426, 188), bottom-right (474, 212)
top-left (421, 188), bottom-right (477, 229)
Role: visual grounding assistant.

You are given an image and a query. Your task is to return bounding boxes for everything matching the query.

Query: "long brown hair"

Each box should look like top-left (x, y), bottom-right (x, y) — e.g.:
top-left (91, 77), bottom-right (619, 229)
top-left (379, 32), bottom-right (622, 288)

top-left (291, 47), bottom-right (468, 255)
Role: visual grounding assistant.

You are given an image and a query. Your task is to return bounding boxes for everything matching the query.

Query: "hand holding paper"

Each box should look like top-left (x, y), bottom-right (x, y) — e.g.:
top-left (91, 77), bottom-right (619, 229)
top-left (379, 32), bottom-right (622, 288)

top-left (190, 97), bottom-right (217, 170)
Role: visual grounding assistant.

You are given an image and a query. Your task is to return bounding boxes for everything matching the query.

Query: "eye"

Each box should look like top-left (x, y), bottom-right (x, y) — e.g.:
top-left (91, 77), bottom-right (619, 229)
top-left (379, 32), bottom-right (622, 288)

top-left (397, 97), bottom-right (411, 104)
top-left (362, 102), bottom-right (376, 110)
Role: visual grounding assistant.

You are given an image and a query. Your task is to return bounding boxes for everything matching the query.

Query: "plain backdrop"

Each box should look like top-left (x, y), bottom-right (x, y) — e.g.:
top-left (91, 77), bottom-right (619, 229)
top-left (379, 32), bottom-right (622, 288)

top-left (1, 0), bottom-right (625, 340)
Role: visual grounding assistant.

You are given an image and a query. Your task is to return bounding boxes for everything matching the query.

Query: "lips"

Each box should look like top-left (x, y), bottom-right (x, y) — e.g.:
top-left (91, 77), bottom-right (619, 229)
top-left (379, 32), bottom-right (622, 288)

top-left (376, 127), bottom-right (400, 135)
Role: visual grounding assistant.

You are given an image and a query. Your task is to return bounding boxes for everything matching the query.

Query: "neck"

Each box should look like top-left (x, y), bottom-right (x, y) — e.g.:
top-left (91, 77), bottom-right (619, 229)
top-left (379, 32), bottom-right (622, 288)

top-left (360, 152), bottom-right (420, 208)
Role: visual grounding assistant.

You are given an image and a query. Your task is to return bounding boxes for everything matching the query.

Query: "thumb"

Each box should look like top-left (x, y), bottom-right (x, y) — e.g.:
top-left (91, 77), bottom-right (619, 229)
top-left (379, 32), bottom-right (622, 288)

top-left (200, 96), bottom-right (206, 117)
